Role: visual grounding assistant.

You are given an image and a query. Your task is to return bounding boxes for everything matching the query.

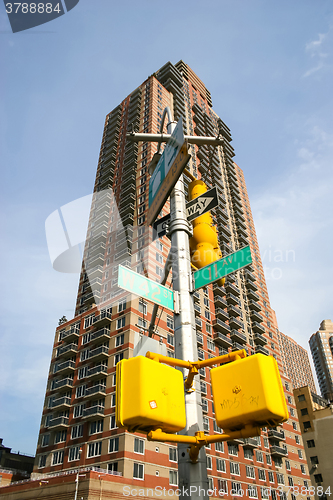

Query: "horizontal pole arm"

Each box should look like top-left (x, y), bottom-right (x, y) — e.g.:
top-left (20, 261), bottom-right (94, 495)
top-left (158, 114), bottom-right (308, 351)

top-left (145, 351), bottom-right (192, 369)
top-left (126, 132), bottom-right (225, 146)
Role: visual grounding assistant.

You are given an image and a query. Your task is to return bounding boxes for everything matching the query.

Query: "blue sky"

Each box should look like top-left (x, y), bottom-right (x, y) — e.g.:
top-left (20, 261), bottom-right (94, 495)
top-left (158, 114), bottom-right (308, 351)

top-left (1, 0), bottom-right (332, 455)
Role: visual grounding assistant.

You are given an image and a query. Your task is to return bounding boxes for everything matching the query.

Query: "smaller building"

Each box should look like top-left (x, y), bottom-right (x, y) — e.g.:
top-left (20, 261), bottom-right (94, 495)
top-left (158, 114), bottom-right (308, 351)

top-left (294, 386), bottom-right (333, 500)
top-left (279, 332), bottom-right (316, 393)
top-left (0, 439), bottom-right (35, 487)
top-left (309, 320), bottom-right (333, 401)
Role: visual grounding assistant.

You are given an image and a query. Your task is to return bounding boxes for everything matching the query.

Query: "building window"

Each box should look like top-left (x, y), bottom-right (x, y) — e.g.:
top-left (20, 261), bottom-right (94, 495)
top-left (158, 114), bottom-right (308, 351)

top-left (255, 450), bottom-right (264, 462)
top-left (117, 316), bottom-right (125, 329)
top-left (76, 384), bottom-right (86, 399)
top-left (73, 403), bottom-right (85, 418)
top-left (285, 460), bottom-right (291, 471)
top-left (54, 430), bottom-right (66, 444)
top-left (276, 473), bottom-right (285, 485)
top-left (156, 265), bottom-right (163, 277)
top-left (71, 424), bottom-right (83, 439)
top-left (307, 439), bottom-right (315, 448)
top-left (314, 474), bottom-right (323, 484)
top-left (298, 449), bottom-right (303, 459)
top-left (300, 465), bottom-right (306, 474)
top-left (115, 352), bottom-right (124, 365)
top-left (230, 462), bottom-right (240, 475)
top-left (133, 462), bottom-right (144, 480)
top-left (258, 468), bottom-right (266, 481)
top-left (108, 462), bottom-right (118, 473)
top-left (266, 453), bottom-right (272, 465)
top-left (87, 441), bottom-right (102, 458)
top-left (292, 421), bottom-right (298, 431)
top-left (68, 446), bottom-right (81, 462)
top-left (41, 434), bottom-right (50, 447)
top-left (216, 458), bottom-right (226, 472)
top-left (298, 394), bottom-right (305, 402)
top-left (248, 486), bottom-right (258, 498)
top-left (301, 408), bottom-right (308, 416)
top-left (231, 482), bottom-right (242, 496)
top-left (110, 415), bottom-right (117, 430)
top-left (116, 333), bottom-right (124, 347)
top-left (203, 417), bottom-right (209, 432)
top-left (90, 419), bottom-right (103, 435)
top-left (246, 465), bottom-right (255, 478)
top-left (169, 470), bottom-right (178, 486)
top-left (38, 455), bottom-right (47, 468)
top-left (207, 339), bottom-right (215, 351)
top-left (295, 435), bottom-right (300, 445)
top-left (206, 455), bottom-right (212, 469)
top-left (268, 471), bottom-right (275, 483)
top-left (310, 456), bottom-right (319, 465)
top-left (167, 333), bottom-right (174, 346)
top-left (109, 437), bottom-right (119, 453)
top-left (134, 438), bottom-right (144, 454)
top-left (215, 441), bottom-right (224, 452)
top-left (167, 315), bottom-right (174, 329)
top-left (261, 487), bottom-right (270, 500)
top-left (244, 448), bottom-right (253, 460)
top-left (52, 450), bottom-right (64, 465)
top-left (218, 480), bottom-right (228, 496)
top-left (169, 447), bottom-right (177, 462)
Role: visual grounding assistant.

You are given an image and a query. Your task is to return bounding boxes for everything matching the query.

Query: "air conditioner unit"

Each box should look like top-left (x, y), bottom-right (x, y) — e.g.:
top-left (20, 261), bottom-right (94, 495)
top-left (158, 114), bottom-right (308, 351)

top-left (313, 464), bottom-right (318, 469)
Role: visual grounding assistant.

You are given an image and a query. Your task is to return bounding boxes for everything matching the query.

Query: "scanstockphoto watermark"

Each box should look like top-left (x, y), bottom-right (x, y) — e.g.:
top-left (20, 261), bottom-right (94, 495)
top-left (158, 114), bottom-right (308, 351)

top-left (3, 0), bottom-right (80, 33)
top-left (260, 246), bottom-right (296, 281)
top-left (122, 485), bottom-right (276, 497)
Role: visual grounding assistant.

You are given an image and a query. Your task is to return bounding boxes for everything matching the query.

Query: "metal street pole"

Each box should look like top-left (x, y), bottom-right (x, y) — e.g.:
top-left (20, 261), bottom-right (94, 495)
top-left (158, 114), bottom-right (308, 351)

top-left (167, 119), bottom-right (209, 499)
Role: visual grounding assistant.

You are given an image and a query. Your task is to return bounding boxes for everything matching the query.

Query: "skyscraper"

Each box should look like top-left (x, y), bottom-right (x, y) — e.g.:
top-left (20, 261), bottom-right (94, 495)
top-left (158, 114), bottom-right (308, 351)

top-left (279, 332), bottom-right (316, 393)
top-left (34, 61), bottom-right (311, 496)
top-left (309, 320), bottom-right (333, 401)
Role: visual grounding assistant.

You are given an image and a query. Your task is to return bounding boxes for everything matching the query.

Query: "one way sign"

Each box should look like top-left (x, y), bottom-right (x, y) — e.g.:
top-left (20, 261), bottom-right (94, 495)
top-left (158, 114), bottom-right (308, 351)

top-left (152, 187), bottom-right (219, 240)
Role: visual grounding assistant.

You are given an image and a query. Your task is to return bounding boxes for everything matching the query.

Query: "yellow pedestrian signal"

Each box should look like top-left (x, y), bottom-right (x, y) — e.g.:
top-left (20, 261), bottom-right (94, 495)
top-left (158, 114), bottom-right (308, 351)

top-left (116, 356), bottom-right (186, 433)
top-left (211, 354), bottom-right (288, 431)
top-left (188, 180), bottom-right (225, 286)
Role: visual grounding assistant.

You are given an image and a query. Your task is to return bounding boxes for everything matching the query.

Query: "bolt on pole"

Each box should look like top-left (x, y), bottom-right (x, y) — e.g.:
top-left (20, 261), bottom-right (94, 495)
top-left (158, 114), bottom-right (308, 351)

top-left (167, 119), bottom-right (209, 499)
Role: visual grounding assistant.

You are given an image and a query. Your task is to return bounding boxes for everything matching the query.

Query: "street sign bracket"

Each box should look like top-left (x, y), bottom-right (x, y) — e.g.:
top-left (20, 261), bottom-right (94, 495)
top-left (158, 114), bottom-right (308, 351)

top-left (174, 291), bottom-right (180, 315)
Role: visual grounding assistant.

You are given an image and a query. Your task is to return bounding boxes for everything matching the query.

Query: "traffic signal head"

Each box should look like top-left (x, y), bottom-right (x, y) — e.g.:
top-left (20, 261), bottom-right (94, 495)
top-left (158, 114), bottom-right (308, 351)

top-left (188, 180), bottom-right (224, 285)
top-left (211, 354), bottom-right (289, 431)
top-left (116, 356), bottom-right (186, 434)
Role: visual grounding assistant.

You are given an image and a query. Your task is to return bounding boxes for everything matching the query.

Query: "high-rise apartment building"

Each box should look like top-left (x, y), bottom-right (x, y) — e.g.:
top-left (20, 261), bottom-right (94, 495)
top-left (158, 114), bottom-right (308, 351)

top-left (33, 61), bottom-right (311, 497)
top-left (279, 332), bottom-right (316, 393)
top-left (309, 320), bottom-right (333, 401)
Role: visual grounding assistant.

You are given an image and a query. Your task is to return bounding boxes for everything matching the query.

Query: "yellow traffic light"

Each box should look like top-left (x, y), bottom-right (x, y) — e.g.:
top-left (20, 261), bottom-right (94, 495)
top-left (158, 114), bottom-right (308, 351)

top-left (116, 356), bottom-right (186, 433)
top-left (211, 354), bottom-right (289, 431)
top-left (189, 180), bottom-right (224, 286)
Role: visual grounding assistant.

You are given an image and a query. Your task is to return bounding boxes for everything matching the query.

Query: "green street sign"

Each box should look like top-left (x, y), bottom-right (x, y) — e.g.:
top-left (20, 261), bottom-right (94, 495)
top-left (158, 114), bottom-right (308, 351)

top-left (193, 246), bottom-right (253, 290)
top-left (118, 265), bottom-right (174, 311)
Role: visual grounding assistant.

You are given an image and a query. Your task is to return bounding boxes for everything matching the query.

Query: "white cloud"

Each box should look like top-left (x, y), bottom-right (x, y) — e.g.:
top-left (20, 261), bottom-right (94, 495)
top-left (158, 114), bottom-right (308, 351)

top-left (303, 30), bottom-right (331, 78)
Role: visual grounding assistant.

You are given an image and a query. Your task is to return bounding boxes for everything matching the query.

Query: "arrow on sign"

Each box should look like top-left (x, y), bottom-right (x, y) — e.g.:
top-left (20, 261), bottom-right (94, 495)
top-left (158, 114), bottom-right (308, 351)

top-left (186, 187), bottom-right (218, 222)
top-left (152, 187), bottom-right (219, 240)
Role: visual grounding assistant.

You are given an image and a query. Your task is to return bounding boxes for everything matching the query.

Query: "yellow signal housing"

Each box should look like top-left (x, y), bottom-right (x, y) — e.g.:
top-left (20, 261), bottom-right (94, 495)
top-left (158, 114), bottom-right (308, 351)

top-left (116, 356), bottom-right (186, 434)
top-left (211, 354), bottom-right (289, 431)
top-left (189, 180), bottom-right (224, 286)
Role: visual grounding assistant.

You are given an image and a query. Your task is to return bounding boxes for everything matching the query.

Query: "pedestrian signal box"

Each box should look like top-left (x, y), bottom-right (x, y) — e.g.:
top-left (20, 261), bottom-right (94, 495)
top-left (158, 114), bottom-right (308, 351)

top-left (116, 356), bottom-right (186, 434)
top-left (211, 354), bottom-right (288, 431)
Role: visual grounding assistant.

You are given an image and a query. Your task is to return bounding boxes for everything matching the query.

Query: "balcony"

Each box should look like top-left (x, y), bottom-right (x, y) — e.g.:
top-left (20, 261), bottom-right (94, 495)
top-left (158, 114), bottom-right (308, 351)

top-left (252, 322), bottom-right (265, 335)
top-left (253, 333), bottom-right (267, 346)
top-left (245, 279), bottom-right (258, 292)
top-left (57, 343), bottom-right (78, 359)
top-left (247, 289), bottom-right (260, 302)
top-left (196, 333), bottom-right (203, 345)
top-left (215, 308), bottom-right (229, 322)
top-left (213, 319), bottom-right (231, 335)
top-left (228, 305), bottom-right (241, 318)
top-left (268, 429), bottom-right (286, 441)
top-left (226, 293), bottom-right (239, 306)
top-left (229, 317), bottom-right (244, 331)
top-left (87, 364), bottom-right (108, 380)
top-left (85, 384), bottom-right (106, 400)
top-left (81, 291), bottom-right (100, 306)
top-left (86, 253), bottom-right (105, 269)
top-left (230, 330), bottom-right (247, 345)
top-left (82, 405), bottom-right (105, 420)
top-left (61, 325), bottom-right (80, 342)
top-left (270, 445), bottom-right (288, 457)
top-left (238, 234), bottom-right (249, 246)
top-left (89, 346), bottom-right (109, 362)
top-left (250, 311), bottom-right (264, 323)
top-left (214, 293), bottom-right (228, 308)
top-left (242, 438), bottom-right (259, 449)
top-left (52, 396), bottom-right (71, 410)
top-left (225, 282), bottom-right (240, 296)
top-left (232, 342), bottom-right (248, 353)
top-left (92, 312), bottom-right (112, 329)
top-left (193, 291), bottom-right (200, 303)
top-left (90, 328), bottom-right (111, 343)
top-left (194, 304), bottom-right (201, 317)
top-left (54, 360), bottom-right (76, 375)
top-left (48, 416), bottom-right (69, 430)
top-left (255, 345), bottom-right (269, 356)
top-left (53, 377), bottom-right (73, 391)
top-left (214, 332), bottom-right (232, 348)
top-left (195, 318), bottom-right (202, 330)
